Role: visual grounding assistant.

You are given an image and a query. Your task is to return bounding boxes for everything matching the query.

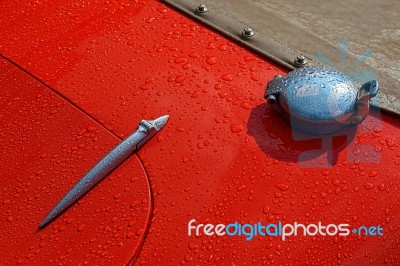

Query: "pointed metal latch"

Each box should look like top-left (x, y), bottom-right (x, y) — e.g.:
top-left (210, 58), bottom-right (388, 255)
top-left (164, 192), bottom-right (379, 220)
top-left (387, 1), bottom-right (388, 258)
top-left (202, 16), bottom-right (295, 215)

top-left (39, 115), bottom-right (169, 229)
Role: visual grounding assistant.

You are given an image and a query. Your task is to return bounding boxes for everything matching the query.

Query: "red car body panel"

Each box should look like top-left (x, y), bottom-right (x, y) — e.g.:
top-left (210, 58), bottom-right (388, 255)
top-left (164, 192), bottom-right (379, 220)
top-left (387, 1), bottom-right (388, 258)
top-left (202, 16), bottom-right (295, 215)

top-left (0, 0), bottom-right (399, 265)
top-left (0, 58), bottom-right (152, 264)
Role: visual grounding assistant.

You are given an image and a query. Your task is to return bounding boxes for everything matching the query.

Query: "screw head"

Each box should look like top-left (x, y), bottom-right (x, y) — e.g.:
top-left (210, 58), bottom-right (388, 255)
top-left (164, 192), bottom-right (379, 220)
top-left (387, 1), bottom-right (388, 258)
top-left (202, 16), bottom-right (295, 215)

top-left (196, 4), bottom-right (207, 13)
top-left (242, 27), bottom-right (254, 37)
top-left (266, 94), bottom-right (278, 105)
top-left (294, 55), bottom-right (307, 67)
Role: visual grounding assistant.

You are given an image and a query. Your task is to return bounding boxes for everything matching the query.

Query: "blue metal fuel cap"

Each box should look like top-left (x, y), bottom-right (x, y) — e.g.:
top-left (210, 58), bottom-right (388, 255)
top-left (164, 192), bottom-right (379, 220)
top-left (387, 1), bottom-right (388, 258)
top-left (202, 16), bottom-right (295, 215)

top-left (265, 66), bottom-right (379, 134)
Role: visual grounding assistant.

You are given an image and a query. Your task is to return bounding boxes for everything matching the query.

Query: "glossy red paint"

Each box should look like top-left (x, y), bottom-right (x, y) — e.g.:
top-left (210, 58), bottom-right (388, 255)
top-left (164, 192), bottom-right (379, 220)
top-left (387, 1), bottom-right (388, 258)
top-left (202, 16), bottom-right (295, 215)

top-left (0, 0), bottom-right (399, 265)
top-left (0, 58), bottom-right (152, 264)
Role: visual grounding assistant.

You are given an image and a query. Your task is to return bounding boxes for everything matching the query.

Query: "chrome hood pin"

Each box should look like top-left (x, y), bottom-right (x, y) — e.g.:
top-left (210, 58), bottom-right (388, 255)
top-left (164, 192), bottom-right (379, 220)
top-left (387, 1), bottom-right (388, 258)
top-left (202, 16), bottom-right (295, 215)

top-left (265, 66), bottom-right (378, 134)
top-left (39, 115), bottom-right (169, 229)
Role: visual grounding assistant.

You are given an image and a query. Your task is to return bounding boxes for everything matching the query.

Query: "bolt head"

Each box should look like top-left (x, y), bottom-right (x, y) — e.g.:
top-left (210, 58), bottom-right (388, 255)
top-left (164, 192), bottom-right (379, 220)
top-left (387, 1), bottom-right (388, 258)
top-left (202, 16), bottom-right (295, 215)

top-left (196, 4), bottom-right (207, 13)
top-left (266, 94), bottom-right (277, 105)
top-left (242, 27), bottom-right (254, 37)
top-left (294, 55), bottom-right (307, 66)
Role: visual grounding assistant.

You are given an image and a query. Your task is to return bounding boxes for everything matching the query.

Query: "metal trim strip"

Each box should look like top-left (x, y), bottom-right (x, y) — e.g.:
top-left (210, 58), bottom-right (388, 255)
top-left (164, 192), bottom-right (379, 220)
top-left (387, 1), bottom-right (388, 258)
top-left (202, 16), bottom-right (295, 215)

top-left (162, 0), bottom-right (400, 115)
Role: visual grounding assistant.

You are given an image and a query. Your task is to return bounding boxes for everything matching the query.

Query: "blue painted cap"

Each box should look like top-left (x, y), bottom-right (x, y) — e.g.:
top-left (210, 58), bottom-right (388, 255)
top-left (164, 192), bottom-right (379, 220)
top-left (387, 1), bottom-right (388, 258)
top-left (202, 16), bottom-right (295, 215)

top-left (280, 67), bottom-right (357, 122)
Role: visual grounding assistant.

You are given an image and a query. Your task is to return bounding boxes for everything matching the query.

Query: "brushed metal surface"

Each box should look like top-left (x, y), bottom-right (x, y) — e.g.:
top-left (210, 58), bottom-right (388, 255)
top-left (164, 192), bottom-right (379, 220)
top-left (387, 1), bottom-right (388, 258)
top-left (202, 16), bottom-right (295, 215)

top-left (163, 0), bottom-right (400, 115)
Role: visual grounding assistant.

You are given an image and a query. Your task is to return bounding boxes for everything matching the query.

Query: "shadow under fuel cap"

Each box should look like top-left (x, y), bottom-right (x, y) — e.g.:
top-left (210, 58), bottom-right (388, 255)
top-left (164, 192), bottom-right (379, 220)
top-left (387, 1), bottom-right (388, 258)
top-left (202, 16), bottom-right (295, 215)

top-left (265, 66), bottom-right (379, 134)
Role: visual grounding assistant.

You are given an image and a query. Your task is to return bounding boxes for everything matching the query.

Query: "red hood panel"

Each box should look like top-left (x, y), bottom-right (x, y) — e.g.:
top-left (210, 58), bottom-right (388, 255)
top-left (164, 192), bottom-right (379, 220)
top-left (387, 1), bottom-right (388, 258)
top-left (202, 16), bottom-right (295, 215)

top-left (0, 0), bottom-right (399, 265)
top-left (0, 58), bottom-right (152, 265)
